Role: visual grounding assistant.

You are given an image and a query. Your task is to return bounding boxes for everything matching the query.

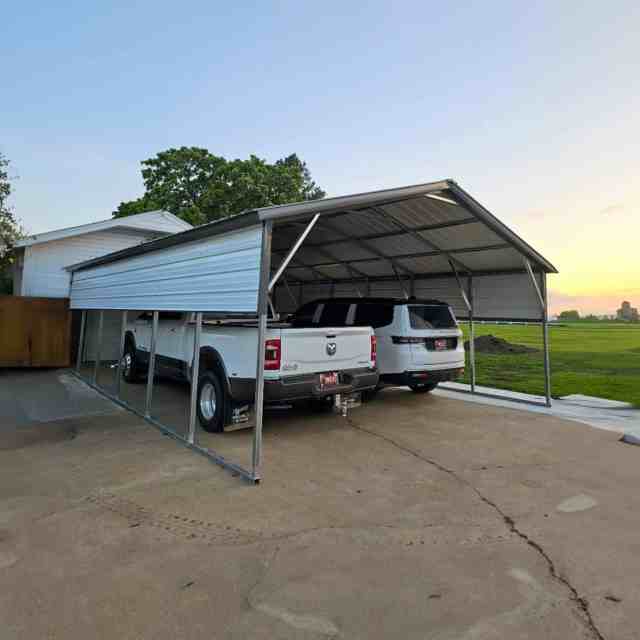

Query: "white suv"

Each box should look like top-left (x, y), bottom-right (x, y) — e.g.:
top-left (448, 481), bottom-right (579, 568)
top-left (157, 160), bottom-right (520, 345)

top-left (291, 298), bottom-right (465, 393)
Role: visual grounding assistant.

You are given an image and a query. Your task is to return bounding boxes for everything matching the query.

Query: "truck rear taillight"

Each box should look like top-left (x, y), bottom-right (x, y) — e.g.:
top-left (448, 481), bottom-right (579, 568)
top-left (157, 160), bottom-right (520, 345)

top-left (264, 338), bottom-right (281, 370)
top-left (370, 335), bottom-right (377, 366)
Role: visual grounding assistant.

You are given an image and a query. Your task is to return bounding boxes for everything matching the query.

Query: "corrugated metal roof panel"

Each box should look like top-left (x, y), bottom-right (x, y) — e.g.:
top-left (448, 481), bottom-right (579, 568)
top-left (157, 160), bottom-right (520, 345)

top-left (379, 197), bottom-right (470, 228)
top-left (418, 221), bottom-right (504, 251)
top-left (451, 246), bottom-right (525, 272)
top-left (395, 254), bottom-right (453, 274)
top-left (351, 260), bottom-right (396, 277)
top-left (363, 233), bottom-right (434, 257)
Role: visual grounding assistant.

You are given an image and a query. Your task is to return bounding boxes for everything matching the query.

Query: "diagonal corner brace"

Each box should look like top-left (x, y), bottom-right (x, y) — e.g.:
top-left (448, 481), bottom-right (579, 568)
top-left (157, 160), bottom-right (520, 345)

top-left (449, 259), bottom-right (471, 312)
top-left (269, 214), bottom-right (320, 292)
top-left (522, 257), bottom-right (545, 312)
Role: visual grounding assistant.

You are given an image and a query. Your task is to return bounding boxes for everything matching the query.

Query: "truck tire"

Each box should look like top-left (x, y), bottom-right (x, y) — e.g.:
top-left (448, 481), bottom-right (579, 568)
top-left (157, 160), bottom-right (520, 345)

top-left (196, 370), bottom-right (225, 433)
top-left (122, 339), bottom-right (143, 383)
top-left (408, 382), bottom-right (438, 394)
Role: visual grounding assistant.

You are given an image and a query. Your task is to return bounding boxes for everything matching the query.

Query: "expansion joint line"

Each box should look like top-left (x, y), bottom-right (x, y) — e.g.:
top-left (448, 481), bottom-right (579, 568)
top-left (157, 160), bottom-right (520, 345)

top-left (345, 418), bottom-right (606, 640)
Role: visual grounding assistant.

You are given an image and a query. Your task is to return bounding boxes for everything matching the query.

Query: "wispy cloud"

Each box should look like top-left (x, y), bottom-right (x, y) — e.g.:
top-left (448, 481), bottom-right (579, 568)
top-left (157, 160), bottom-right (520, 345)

top-left (600, 203), bottom-right (625, 214)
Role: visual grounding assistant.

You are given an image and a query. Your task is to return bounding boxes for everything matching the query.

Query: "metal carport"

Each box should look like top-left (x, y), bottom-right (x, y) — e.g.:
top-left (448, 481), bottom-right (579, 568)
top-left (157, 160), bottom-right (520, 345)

top-left (68, 179), bottom-right (557, 482)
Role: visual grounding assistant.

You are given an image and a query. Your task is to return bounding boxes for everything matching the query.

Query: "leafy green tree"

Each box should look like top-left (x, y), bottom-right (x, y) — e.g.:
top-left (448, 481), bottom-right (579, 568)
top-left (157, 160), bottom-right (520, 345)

top-left (0, 152), bottom-right (23, 294)
top-left (558, 310), bottom-right (580, 321)
top-left (113, 147), bottom-right (325, 225)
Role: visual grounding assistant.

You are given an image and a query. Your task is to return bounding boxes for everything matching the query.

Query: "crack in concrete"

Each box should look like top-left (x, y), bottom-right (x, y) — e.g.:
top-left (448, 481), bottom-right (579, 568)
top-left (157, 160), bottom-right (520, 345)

top-left (244, 545), bottom-right (340, 637)
top-left (346, 418), bottom-right (606, 640)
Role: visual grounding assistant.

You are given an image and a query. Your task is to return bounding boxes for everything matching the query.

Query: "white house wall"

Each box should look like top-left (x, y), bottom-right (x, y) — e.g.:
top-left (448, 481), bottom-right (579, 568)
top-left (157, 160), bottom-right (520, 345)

top-left (70, 226), bottom-right (264, 313)
top-left (21, 230), bottom-right (160, 298)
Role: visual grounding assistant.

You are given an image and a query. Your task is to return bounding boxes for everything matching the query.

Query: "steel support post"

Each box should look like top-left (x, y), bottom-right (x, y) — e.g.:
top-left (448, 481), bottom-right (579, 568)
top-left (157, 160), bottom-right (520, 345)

top-left (115, 310), bottom-right (127, 399)
top-left (92, 310), bottom-right (104, 384)
top-left (467, 275), bottom-right (476, 393)
top-left (252, 221), bottom-right (273, 482)
top-left (541, 273), bottom-right (552, 407)
top-left (75, 310), bottom-right (86, 373)
top-left (187, 312), bottom-right (203, 444)
top-left (523, 258), bottom-right (552, 407)
top-left (145, 311), bottom-right (159, 418)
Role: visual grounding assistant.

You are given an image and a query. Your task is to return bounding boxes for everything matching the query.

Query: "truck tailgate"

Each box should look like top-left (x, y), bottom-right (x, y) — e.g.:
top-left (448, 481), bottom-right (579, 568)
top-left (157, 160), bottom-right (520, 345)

top-left (280, 327), bottom-right (373, 376)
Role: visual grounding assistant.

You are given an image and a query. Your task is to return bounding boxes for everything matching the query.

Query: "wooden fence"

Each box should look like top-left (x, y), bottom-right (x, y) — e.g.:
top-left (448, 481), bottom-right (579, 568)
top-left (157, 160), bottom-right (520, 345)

top-left (0, 296), bottom-right (71, 367)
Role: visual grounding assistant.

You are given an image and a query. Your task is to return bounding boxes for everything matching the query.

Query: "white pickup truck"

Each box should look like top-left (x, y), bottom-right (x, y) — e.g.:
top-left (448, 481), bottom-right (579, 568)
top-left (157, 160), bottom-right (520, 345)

top-left (122, 312), bottom-right (378, 432)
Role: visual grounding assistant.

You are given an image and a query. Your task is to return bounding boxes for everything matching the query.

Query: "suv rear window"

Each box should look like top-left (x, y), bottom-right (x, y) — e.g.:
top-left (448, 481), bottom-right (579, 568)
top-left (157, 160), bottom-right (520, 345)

top-left (408, 305), bottom-right (456, 329)
top-left (353, 303), bottom-right (394, 328)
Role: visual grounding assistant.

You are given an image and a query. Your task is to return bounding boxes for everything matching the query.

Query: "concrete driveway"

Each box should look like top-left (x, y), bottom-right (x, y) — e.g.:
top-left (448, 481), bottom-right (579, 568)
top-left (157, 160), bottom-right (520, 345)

top-left (0, 370), bottom-right (637, 639)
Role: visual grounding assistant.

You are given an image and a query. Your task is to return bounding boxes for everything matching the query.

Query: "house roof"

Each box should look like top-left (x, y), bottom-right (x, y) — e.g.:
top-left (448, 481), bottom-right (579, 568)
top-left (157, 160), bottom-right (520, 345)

top-left (15, 210), bottom-right (192, 248)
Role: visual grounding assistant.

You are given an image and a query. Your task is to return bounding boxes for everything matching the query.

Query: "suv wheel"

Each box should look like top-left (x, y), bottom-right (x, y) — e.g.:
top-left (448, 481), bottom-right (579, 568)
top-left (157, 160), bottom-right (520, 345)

top-left (197, 370), bottom-right (225, 433)
top-left (408, 382), bottom-right (438, 394)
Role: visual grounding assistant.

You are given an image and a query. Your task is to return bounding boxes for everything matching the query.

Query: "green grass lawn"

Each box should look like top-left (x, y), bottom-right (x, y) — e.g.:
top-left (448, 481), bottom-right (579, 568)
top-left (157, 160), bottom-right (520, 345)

top-left (459, 322), bottom-right (640, 406)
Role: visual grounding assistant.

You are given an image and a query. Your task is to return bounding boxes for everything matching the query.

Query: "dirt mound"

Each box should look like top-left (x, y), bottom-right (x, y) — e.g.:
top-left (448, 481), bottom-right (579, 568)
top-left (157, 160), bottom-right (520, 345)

top-left (464, 334), bottom-right (539, 354)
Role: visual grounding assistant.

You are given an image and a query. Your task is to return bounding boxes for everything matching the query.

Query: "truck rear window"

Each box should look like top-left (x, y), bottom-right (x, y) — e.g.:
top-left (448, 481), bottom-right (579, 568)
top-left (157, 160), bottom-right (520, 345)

top-left (408, 305), bottom-right (456, 329)
top-left (318, 302), bottom-right (351, 327)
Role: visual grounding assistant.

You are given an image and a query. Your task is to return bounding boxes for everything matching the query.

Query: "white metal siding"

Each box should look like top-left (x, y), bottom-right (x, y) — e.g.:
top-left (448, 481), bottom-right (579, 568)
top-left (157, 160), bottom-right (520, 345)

top-left (20, 230), bottom-right (159, 298)
top-left (70, 226), bottom-right (263, 312)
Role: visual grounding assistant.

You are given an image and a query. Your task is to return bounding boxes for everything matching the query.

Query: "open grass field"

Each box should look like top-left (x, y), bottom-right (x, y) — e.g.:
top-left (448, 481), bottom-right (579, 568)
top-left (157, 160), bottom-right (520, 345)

top-left (459, 322), bottom-right (640, 406)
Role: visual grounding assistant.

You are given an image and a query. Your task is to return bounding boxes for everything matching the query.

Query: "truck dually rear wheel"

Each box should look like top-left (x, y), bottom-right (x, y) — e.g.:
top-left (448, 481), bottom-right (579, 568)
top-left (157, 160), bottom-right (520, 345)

top-left (197, 370), bottom-right (225, 433)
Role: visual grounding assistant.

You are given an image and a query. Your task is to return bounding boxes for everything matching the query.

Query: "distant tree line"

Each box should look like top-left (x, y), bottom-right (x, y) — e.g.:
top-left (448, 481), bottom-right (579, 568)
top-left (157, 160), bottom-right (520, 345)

top-left (557, 304), bottom-right (639, 323)
top-left (113, 147), bottom-right (326, 226)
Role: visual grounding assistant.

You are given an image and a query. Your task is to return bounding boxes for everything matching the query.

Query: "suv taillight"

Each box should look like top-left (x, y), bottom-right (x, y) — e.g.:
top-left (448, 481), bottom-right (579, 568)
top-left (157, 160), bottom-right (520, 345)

top-left (370, 335), bottom-right (377, 366)
top-left (391, 336), bottom-right (424, 344)
top-left (264, 338), bottom-right (281, 370)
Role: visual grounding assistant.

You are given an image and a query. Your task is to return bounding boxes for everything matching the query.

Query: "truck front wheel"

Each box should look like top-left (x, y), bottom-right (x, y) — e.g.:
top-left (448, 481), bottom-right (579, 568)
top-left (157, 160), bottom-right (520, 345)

top-left (196, 371), bottom-right (225, 433)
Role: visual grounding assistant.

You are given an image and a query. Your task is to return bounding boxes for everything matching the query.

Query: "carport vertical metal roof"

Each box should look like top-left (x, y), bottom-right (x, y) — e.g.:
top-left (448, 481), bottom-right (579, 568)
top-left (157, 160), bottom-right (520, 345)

top-left (67, 179), bottom-right (557, 277)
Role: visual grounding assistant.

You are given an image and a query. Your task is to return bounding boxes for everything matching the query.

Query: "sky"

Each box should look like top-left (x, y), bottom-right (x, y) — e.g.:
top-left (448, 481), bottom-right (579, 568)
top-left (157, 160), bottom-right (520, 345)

top-left (2, 1), bottom-right (639, 315)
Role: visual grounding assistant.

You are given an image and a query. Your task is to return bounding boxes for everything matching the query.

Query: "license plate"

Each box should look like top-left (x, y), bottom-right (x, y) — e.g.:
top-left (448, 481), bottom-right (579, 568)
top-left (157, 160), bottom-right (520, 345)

top-left (319, 372), bottom-right (338, 388)
top-left (434, 338), bottom-right (448, 351)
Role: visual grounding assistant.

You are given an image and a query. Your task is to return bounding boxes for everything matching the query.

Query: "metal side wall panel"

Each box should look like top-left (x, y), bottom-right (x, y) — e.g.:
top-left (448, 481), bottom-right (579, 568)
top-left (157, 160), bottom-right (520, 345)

top-left (472, 273), bottom-right (543, 320)
top-left (412, 278), bottom-right (469, 318)
top-left (70, 226), bottom-right (263, 312)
